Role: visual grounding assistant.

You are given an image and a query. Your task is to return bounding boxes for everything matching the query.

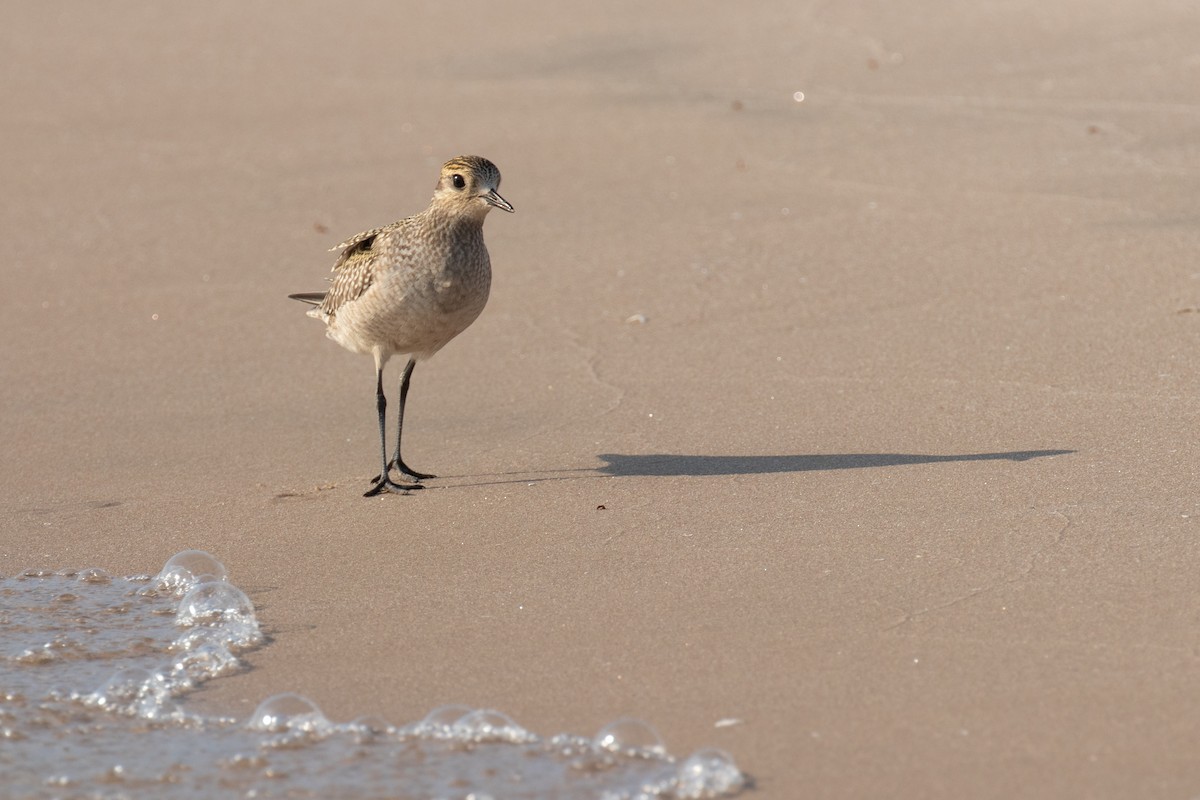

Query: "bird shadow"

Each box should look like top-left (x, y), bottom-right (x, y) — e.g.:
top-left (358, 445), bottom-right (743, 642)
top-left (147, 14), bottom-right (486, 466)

top-left (594, 450), bottom-right (1074, 477)
top-left (436, 449), bottom-right (1073, 490)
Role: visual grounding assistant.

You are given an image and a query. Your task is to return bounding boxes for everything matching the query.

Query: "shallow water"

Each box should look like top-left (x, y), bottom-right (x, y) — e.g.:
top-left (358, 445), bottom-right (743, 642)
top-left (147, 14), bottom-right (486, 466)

top-left (0, 551), bottom-right (744, 799)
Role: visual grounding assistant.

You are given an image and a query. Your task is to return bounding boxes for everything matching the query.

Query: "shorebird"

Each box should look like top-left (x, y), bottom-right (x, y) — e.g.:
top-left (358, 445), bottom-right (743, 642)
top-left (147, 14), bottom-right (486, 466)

top-left (289, 156), bottom-right (513, 496)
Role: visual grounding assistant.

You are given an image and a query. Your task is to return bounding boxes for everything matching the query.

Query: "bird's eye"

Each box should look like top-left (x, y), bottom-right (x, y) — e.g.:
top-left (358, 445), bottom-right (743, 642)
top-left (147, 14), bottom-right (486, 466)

top-left (451, 174), bottom-right (466, 189)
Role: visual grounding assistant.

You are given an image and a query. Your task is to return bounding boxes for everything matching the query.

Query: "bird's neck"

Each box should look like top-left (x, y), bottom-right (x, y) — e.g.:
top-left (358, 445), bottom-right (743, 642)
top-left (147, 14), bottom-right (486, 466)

top-left (426, 203), bottom-right (488, 231)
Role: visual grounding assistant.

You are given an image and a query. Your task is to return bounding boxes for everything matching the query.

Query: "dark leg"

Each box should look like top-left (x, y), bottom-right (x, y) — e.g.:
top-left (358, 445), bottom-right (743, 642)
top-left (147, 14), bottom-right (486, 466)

top-left (391, 357), bottom-right (436, 480)
top-left (365, 364), bottom-right (421, 497)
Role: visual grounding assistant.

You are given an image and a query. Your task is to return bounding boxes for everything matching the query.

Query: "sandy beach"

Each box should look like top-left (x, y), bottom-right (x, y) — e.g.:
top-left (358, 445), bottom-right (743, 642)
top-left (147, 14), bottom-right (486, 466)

top-left (4, 1), bottom-right (1200, 795)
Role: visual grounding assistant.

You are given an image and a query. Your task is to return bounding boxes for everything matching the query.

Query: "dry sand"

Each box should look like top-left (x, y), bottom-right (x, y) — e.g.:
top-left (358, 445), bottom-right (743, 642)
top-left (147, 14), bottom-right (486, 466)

top-left (4, 1), bottom-right (1200, 796)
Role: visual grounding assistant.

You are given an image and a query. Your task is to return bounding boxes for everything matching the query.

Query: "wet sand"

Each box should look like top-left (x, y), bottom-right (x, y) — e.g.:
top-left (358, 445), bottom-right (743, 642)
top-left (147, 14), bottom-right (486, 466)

top-left (4, 1), bottom-right (1200, 796)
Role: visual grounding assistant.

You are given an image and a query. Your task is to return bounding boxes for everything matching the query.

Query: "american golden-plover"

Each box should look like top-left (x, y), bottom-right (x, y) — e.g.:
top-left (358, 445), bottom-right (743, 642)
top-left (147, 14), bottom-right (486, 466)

top-left (289, 155), bottom-right (513, 496)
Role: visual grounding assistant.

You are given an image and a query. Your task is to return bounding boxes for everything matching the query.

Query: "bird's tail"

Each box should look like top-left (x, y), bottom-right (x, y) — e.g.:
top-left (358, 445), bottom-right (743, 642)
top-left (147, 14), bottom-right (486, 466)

top-left (287, 292), bottom-right (326, 307)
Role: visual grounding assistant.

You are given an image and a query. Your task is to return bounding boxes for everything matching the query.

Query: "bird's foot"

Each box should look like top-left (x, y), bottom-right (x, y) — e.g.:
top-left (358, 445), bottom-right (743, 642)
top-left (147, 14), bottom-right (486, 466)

top-left (396, 460), bottom-right (436, 481)
top-left (377, 458), bottom-right (436, 482)
top-left (370, 466), bottom-right (436, 483)
top-left (364, 475), bottom-right (423, 497)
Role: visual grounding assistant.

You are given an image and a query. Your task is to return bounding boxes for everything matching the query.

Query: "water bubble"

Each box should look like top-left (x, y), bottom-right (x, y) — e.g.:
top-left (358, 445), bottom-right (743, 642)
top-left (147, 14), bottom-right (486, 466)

top-left (676, 748), bottom-right (745, 798)
top-left (153, 551), bottom-right (228, 595)
top-left (547, 732), bottom-right (590, 758)
top-left (593, 718), bottom-right (665, 756)
top-left (247, 693), bottom-right (329, 734)
top-left (173, 625), bottom-right (225, 652)
top-left (176, 582), bottom-right (255, 627)
top-left (169, 637), bottom-right (240, 686)
top-left (97, 666), bottom-right (156, 698)
top-left (793, 91), bottom-right (805, 102)
top-left (453, 709), bottom-right (533, 743)
top-left (77, 568), bottom-right (112, 584)
top-left (413, 704), bottom-right (475, 737)
top-left (165, 550), bottom-right (228, 580)
top-left (88, 667), bottom-right (171, 716)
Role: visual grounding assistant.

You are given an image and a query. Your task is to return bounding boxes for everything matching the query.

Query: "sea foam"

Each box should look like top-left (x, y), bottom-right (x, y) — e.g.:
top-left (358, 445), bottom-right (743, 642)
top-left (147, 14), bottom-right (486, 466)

top-left (0, 550), bottom-right (745, 798)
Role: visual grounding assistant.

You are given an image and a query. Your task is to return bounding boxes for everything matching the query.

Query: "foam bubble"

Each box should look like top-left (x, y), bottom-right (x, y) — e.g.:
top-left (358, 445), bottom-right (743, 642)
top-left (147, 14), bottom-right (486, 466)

top-left (168, 636), bottom-right (241, 688)
top-left (594, 718), bottom-right (666, 756)
top-left (676, 748), bottom-right (745, 798)
top-left (177, 581), bottom-right (254, 626)
top-left (90, 667), bottom-right (157, 706)
top-left (77, 567), bottom-right (112, 584)
top-left (412, 704), bottom-right (475, 737)
top-left (174, 581), bottom-right (261, 652)
top-left (151, 550), bottom-right (228, 596)
top-left (247, 693), bottom-right (330, 735)
top-left (86, 666), bottom-right (174, 718)
top-left (452, 709), bottom-right (534, 744)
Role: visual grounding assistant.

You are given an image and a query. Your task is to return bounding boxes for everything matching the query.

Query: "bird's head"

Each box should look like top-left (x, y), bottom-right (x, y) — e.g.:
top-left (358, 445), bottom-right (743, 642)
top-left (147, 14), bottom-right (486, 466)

top-left (432, 155), bottom-right (514, 219)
